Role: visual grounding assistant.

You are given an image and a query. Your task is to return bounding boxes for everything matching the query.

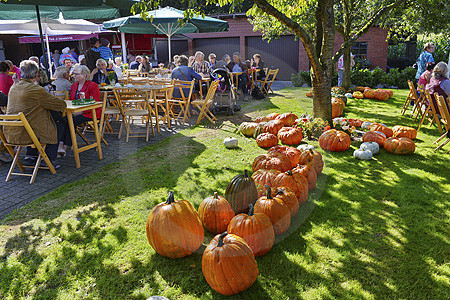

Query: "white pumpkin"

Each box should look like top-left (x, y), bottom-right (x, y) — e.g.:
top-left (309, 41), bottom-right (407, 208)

top-left (223, 137), bottom-right (238, 149)
top-left (353, 149), bottom-right (373, 160)
top-left (297, 144), bottom-right (315, 151)
top-left (345, 93), bottom-right (353, 98)
top-left (360, 142), bottom-right (379, 154)
top-left (361, 122), bottom-right (372, 130)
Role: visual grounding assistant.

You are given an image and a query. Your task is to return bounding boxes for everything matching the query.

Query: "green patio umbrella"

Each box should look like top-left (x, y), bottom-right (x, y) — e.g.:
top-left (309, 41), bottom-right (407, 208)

top-left (103, 6), bottom-right (229, 62)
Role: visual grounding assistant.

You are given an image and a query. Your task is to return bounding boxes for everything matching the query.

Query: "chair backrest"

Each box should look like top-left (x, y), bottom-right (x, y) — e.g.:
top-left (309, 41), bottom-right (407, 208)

top-left (434, 93), bottom-right (450, 131)
top-left (267, 69), bottom-right (279, 81)
top-left (0, 112), bottom-right (43, 148)
top-left (51, 90), bottom-right (69, 100)
top-left (204, 80), bottom-right (219, 103)
top-left (407, 80), bottom-right (419, 100)
top-left (113, 88), bottom-right (149, 114)
top-left (126, 77), bottom-right (150, 85)
top-left (152, 78), bottom-right (174, 85)
top-left (126, 69), bottom-right (140, 78)
top-left (173, 80), bottom-right (195, 102)
top-left (263, 67), bottom-right (268, 75)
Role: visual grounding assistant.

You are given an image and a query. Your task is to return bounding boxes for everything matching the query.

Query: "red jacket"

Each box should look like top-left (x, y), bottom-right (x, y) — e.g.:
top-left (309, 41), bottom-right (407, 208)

top-left (70, 80), bottom-right (101, 119)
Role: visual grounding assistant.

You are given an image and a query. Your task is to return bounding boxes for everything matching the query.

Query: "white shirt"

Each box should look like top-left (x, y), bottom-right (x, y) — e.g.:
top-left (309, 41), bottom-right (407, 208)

top-left (112, 64), bottom-right (124, 80)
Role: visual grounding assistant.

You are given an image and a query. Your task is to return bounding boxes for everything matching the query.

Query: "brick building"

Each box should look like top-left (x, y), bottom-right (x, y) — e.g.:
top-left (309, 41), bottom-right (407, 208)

top-left (155, 14), bottom-right (389, 80)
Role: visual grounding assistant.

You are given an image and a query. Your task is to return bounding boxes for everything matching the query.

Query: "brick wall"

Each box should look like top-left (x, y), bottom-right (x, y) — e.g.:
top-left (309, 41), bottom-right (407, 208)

top-left (187, 16), bottom-right (389, 72)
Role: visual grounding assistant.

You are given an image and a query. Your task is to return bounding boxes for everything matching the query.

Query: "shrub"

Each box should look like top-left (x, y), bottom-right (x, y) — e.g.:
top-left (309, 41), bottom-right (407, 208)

top-left (371, 67), bottom-right (385, 87)
top-left (291, 73), bottom-right (305, 87)
top-left (351, 68), bottom-right (373, 87)
top-left (354, 57), bottom-right (371, 70)
top-left (299, 70), bottom-right (312, 87)
top-left (401, 67), bottom-right (417, 88)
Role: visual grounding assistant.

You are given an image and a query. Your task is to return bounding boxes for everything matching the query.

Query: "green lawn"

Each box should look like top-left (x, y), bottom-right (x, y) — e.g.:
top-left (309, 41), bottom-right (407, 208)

top-left (1, 88), bottom-right (449, 299)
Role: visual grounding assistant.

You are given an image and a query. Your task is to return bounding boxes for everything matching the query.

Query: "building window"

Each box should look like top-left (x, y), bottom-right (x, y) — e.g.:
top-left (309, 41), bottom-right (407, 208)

top-left (352, 42), bottom-right (368, 59)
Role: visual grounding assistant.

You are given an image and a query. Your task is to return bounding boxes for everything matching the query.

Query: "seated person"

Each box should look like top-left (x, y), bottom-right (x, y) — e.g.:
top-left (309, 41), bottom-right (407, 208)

top-left (58, 64), bottom-right (101, 156)
top-left (425, 62), bottom-right (450, 114)
top-left (91, 58), bottom-right (117, 85)
top-left (3, 60), bottom-right (66, 167)
top-left (53, 66), bottom-right (72, 93)
top-left (208, 53), bottom-right (217, 69)
top-left (192, 51), bottom-right (211, 77)
top-left (171, 55), bottom-right (202, 98)
top-left (63, 58), bottom-right (74, 75)
top-left (0, 61), bottom-right (14, 97)
top-left (418, 61), bottom-right (436, 91)
top-left (215, 54), bottom-right (230, 70)
top-left (5, 60), bottom-right (21, 80)
top-left (227, 52), bottom-right (249, 99)
top-left (251, 54), bottom-right (266, 80)
top-left (29, 56), bottom-right (53, 92)
top-left (139, 56), bottom-right (152, 73)
top-left (113, 57), bottom-right (124, 80)
top-left (59, 47), bottom-right (77, 65)
top-left (129, 56), bottom-right (142, 70)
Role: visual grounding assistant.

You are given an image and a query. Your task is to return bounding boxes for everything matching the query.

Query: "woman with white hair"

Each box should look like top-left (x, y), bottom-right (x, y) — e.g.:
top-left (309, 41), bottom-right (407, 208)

top-left (425, 61), bottom-right (450, 114)
top-left (59, 47), bottom-right (77, 65)
top-left (91, 58), bottom-right (117, 85)
top-left (53, 66), bottom-right (72, 92)
top-left (58, 64), bottom-right (101, 156)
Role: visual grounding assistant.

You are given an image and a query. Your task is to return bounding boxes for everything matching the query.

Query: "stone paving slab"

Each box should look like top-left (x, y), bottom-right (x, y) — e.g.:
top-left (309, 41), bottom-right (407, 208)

top-left (0, 81), bottom-right (291, 220)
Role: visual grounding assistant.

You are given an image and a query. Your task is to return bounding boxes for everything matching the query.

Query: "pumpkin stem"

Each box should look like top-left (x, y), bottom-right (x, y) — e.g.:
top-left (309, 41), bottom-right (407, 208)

top-left (217, 232), bottom-right (227, 247)
top-left (276, 188), bottom-right (284, 195)
top-left (286, 170), bottom-right (293, 176)
top-left (264, 184), bottom-right (272, 199)
top-left (166, 191), bottom-right (175, 204)
top-left (213, 192), bottom-right (218, 199)
top-left (244, 169), bottom-right (248, 178)
top-left (309, 149), bottom-right (314, 154)
top-left (248, 204), bottom-right (254, 216)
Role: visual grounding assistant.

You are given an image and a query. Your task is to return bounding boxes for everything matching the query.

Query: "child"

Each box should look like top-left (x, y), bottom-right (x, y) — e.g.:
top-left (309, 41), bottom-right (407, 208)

top-left (92, 38), bottom-right (114, 62)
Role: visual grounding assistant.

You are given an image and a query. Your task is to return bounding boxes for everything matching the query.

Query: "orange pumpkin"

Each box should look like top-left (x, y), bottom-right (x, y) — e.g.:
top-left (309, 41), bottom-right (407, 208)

top-left (272, 170), bottom-right (308, 203)
top-left (392, 125), bottom-right (417, 139)
top-left (254, 186), bottom-right (291, 235)
top-left (271, 187), bottom-right (299, 218)
top-left (369, 123), bottom-right (393, 138)
top-left (298, 149), bottom-right (324, 175)
top-left (254, 116), bottom-right (269, 123)
top-left (256, 132), bottom-right (278, 148)
top-left (251, 169), bottom-right (281, 197)
top-left (374, 89), bottom-right (389, 101)
top-left (353, 91), bottom-right (364, 99)
top-left (146, 191), bottom-right (204, 259)
top-left (227, 204), bottom-right (275, 256)
top-left (306, 89), bottom-right (314, 97)
top-left (202, 232), bottom-right (258, 295)
top-left (266, 112), bottom-right (280, 120)
top-left (293, 164), bottom-right (317, 191)
top-left (332, 98), bottom-right (345, 118)
top-left (275, 112), bottom-right (298, 127)
top-left (268, 145), bottom-right (301, 169)
top-left (362, 131), bottom-right (386, 146)
top-left (363, 88), bottom-right (375, 99)
top-left (384, 137), bottom-right (415, 154)
top-left (318, 129), bottom-right (351, 152)
top-left (252, 152), bottom-right (292, 173)
top-left (263, 119), bottom-right (284, 135)
top-left (198, 192), bottom-right (235, 234)
top-left (277, 127), bottom-right (303, 145)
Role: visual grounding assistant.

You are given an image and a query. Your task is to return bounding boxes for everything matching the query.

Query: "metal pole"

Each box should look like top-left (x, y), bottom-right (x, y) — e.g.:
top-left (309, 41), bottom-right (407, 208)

top-left (45, 31), bottom-right (53, 78)
top-left (168, 34), bottom-right (171, 63)
top-left (35, 5), bottom-right (50, 79)
top-left (120, 31), bottom-right (127, 63)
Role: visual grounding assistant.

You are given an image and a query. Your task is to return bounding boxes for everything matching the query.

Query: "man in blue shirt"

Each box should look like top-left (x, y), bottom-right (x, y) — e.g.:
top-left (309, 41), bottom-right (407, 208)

top-left (171, 55), bottom-right (202, 98)
top-left (415, 42), bottom-right (435, 80)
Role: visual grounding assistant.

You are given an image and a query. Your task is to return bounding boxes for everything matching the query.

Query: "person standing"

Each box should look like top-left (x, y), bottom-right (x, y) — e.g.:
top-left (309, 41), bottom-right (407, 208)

top-left (415, 42), bottom-right (435, 81)
top-left (337, 53), bottom-right (355, 87)
top-left (69, 47), bottom-right (78, 62)
top-left (53, 50), bottom-right (61, 68)
top-left (85, 37), bottom-right (101, 72)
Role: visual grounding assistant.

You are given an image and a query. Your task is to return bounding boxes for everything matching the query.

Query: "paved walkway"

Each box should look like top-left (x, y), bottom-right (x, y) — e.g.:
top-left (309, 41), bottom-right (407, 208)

top-left (0, 81), bottom-right (292, 219)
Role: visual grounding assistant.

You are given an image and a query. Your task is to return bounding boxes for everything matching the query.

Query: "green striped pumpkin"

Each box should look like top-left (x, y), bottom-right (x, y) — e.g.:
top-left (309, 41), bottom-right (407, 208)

top-left (225, 170), bottom-right (258, 214)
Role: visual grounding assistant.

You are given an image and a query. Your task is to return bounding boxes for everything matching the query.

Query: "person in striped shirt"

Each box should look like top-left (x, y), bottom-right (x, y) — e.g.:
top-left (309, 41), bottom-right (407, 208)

top-left (92, 38), bottom-right (114, 62)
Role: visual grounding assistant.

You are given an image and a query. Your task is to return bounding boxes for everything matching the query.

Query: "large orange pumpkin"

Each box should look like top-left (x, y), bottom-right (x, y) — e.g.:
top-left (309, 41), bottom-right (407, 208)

top-left (363, 88), bottom-right (375, 99)
top-left (293, 164), bottom-right (317, 191)
top-left (369, 123), bottom-right (393, 138)
top-left (198, 192), bottom-right (235, 234)
top-left (297, 149), bottom-right (324, 175)
top-left (271, 187), bottom-right (299, 218)
top-left (268, 145), bottom-right (301, 169)
top-left (384, 137), bottom-right (415, 154)
top-left (252, 152), bottom-right (292, 173)
top-left (392, 125), bottom-right (417, 139)
top-left (146, 191), bottom-right (205, 258)
top-left (263, 119), bottom-right (284, 135)
top-left (374, 89), bottom-right (389, 101)
top-left (332, 98), bottom-right (345, 118)
top-left (254, 116), bottom-right (269, 123)
top-left (272, 170), bottom-right (308, 203)
top-left (362, 131), bottom-right (386, 146)
top-left (254, 186), bottom-right (291, 235)
top-left (202, 232), bottom-right (258, 295)
top-left (227, 204), bottom-right (275, 256)
top-left (277, 127), bottom-right (304, 145)
top-left (276, 112), bottom-right (298, 127)
top-left (266, 112), bottom-right (280, 120)
top-left (318, 129), bottom-right (351, 152)
top-left (251, 169), bottom-right (281, 197)
top-left (256, 132), bottom-right (278, 148)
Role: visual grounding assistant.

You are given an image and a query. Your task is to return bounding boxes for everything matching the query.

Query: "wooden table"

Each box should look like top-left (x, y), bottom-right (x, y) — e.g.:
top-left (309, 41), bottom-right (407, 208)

top-left (64, 100), bottom-right (103, 168)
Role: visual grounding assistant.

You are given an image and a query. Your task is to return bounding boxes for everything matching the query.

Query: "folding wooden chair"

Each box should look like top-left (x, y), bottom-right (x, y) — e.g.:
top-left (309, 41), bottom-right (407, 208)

top-left (99, 91), bottom-right (121, 139)
top-left (257, 69), bottom-right (279, 94)
top-left (126, 77), bottom-right (150, 85)
top-left (0, 112), bottom-right (56, 183)
top-left (114, 89), bottom-right (155, 142)
top-left (417, 90), bottom-right (443, 134)
top-left (401, 80), bottom-right (422, 116)
top-left (433, 94), bottom-right (450, 152)
top-left (168, 80), bottom-right (195, 124)
top-left (191, 80), bottom-right (219, 125)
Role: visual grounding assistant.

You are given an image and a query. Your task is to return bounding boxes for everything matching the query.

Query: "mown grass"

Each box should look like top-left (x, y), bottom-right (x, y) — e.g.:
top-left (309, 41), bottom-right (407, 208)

top-left (1, 88), bottom-right (449, 299)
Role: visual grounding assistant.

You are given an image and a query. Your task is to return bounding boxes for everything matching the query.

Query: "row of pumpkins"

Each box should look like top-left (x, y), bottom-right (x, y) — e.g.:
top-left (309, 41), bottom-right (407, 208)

top-left (306, 86), bottom-right (394, 102)
top-left (239, 112), bottom-right (305, 148)
top-left (146, 143), bottom-right (324, 296)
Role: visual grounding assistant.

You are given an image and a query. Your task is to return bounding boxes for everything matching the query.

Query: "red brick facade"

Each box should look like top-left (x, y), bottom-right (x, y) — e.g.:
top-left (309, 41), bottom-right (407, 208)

top-left (186, 16), bottom-right (389, 72)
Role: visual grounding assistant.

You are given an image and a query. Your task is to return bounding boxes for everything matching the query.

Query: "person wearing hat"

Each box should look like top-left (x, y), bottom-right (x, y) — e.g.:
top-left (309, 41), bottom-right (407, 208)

top-left (59, 47), bottom-right (77, 65)
top-left (85, 37), bottom-right (101, 71)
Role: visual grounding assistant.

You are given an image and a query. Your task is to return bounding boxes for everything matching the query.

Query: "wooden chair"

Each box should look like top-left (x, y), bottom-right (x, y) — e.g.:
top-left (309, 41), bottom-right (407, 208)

top-left (417, 90), bottom-right (443, 134)
top-left (433, 94), bottom-right (450, 152)
top-left (51, 90), bottom-right (69, 100)
top-left (257, 69), bottom-right (279, 94)
top-left (168, 80), bottom-right (195, 124)
top-left (126, 69), bottom-right (140, 79)
top-left (100, 91), bottom-right (121, 139)
top-left (191, 80), bottom-right (219, 125)
top-left (401, 80), bottom-right (422, 116)
top-left (149, 84), bottom-right (175, 131)
top-left (126, 77), bottom-right (150, 85)
top-left (114, 89), bottom-right (155, 142)
top-left (228, 72), bottom-right (242, 100)
top-left (0, 112), bottom-right (56, 183)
